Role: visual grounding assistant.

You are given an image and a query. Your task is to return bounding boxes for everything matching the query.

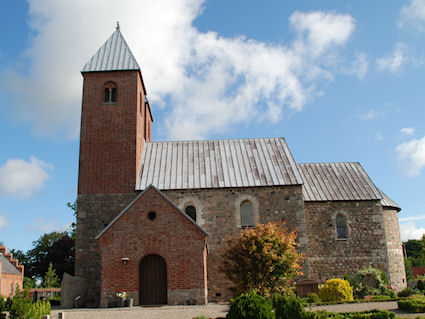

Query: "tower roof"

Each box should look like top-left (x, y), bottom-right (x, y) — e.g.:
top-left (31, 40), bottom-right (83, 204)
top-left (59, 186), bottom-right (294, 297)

top-left (82, 25), bottom-right (140, 73)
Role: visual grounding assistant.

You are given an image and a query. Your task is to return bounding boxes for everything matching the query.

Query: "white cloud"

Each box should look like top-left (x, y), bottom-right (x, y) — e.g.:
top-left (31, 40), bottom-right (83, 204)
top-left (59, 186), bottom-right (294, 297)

top-left (342, 52), bottom-right (368, 80)
top-left (400, 221), bottom-right (425, 241)
top-left (0, 215), bottom-right (9, 230)
top-left (0, 1), bottom-right (357, 140)
top-left (0, 156), bottom-right (52, 199)
top-left (400, 127), bottom-right (415, 135)
top-left (289, 11), bottom-right (355, 58)
top-left (26, 218), bottom-right (71, 233)
top-left (396, 135), bottom-right (425, 176)
top-left (360, 109), bottom-right (386, 120)
top-left (399, 0), bottom-right (425, 31)
top-left (376, 43), bottom-right (407, 73)
top-left (400, 215), bottom-right (425, 222)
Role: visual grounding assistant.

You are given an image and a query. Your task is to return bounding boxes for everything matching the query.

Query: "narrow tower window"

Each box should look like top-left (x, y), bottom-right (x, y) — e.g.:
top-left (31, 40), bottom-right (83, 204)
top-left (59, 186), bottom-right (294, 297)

top-left (111, 88), bottom-right (117, 102)
top-left (185, 205), bottom-right (196, 222)
top-left (336, 214), bottom-right (347, 239)
top-left (240, 201), bottom-right (254, 228)
top-left (104, 88), bottom-right (110, 103)
top-left (103, 82), bottom-right (118, 103)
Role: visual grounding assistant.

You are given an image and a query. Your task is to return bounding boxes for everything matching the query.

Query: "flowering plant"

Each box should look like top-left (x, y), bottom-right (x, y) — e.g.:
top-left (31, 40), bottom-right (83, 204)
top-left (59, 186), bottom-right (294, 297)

top-left (115, 292), bottom-right (128, 300)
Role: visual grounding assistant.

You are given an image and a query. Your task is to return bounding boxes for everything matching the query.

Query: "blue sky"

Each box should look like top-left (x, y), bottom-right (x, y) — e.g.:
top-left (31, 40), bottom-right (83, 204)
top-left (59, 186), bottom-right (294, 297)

top-left (0, 0), bottom-right (424, 251)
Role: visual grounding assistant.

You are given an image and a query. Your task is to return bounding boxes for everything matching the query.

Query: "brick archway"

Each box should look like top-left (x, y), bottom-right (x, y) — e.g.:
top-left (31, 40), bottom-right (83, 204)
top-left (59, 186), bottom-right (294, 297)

top-left (139, 254), bottom-right (167, 305)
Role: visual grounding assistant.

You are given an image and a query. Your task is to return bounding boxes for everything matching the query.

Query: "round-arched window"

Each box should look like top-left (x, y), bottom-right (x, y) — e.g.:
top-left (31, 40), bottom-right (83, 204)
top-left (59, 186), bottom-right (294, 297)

top-left (336, 214), bottom-right (347, 239)
top-left (240, 201), bottom-right (254, 228)
top-left (185, 205), bottom-right (196, 222)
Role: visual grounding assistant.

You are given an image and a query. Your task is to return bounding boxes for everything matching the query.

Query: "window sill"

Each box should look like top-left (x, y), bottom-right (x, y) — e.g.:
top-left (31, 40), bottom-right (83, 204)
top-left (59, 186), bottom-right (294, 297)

top-left (336, 238), bottom-right (349, 241)
top-left (102, 102), bottom-right (117, 105)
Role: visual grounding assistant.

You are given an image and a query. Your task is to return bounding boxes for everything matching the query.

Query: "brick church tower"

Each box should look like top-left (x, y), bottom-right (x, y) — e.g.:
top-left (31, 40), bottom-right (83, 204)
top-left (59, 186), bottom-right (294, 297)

top-left (76, 25), bottom-right (153, 306)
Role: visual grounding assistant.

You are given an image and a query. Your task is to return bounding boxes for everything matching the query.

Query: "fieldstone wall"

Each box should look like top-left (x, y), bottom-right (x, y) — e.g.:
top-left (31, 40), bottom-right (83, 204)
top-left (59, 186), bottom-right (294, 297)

top-left (75, 193), bottom-right (138, 307)
top-left (382, 207), bottom-right (407, 290)
top-left (304, 200), bottom-right (400, 287)
top-left (163, 185), bottom-right (306, 301)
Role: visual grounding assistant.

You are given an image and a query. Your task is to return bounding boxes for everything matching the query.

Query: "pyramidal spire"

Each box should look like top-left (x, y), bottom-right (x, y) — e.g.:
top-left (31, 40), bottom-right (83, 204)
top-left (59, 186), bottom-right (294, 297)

top-left (82, 25), bottom-right (140, 72)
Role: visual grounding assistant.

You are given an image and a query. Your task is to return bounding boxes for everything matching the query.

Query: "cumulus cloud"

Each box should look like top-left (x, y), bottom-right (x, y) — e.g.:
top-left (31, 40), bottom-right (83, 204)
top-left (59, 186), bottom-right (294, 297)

top-left (0, 215), bottom-right (9, 230)
top-left (399, 0), bottom-right (425, 31)
top-left (396, 135), bottom-right (425, 176)
top-left (376, 43), bottom-right (408, 73)
top-left (401, 127), bottom-right (415, 135)
top-left (0, 1), bottom-right (357, 140)
top-left (400, 221), bottom-right (425, 241)
top-left (0, 156), bottom-right (52, 199)
top-left (26, 218), bottom-right (71, 233)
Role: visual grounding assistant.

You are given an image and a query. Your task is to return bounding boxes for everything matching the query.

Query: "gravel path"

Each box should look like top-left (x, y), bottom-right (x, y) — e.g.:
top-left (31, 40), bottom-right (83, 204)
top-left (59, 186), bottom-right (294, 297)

top-left (50, 304), bottom-right (229, 319)
top-left (49, 301), bottom-right (425, 319)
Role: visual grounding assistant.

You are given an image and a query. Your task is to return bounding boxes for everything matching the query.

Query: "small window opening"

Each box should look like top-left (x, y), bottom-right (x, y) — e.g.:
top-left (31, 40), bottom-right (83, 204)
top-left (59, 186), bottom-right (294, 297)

top-left (240, 201), bottom-right (254, 228)
top-left (336, 215), bottom-right (347, 239)
top-left (104, 88), bottom-right (110, 103)
top-left (111, 88), bottom-right (117, 102)
top-left (148, 212), bottom-right (156, 220)
top-left (185, 205), bottom-right (196, 222)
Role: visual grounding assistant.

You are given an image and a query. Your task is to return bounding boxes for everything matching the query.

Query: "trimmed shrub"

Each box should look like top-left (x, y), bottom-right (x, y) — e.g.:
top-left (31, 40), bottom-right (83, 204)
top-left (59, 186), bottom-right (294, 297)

top-left (318, 279), bottom-right (354, 302)
top-left (398, 294), bottom-right (425, 313)
top-left (273, 292), bottom-right (305, 319)
top-left (226, 291), bottom-right (274, 319)
top-left (306, 292), bottom-right (321, 304)
top-left (308, 310), bottom-right (395, 319)
top-left (398, 287), bottom-right (419, 298)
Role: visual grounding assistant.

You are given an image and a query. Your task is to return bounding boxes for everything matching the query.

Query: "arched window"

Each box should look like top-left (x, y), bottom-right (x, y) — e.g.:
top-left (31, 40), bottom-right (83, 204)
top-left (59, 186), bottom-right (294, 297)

top-left (240, 201), bottom-right (254, 228)
top-left (336, 214), bottom-right (347, 239)
top-left (185, 205), bottom-right (196, 222)
top-left (103, 82), bottom-right (118, 103)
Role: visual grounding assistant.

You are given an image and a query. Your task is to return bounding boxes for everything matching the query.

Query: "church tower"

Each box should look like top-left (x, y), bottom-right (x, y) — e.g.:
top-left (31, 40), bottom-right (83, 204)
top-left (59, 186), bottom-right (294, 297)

top-left (76, 25), bottom-right (153, 306)
top-left (78, 24), bottom-right (153, 195)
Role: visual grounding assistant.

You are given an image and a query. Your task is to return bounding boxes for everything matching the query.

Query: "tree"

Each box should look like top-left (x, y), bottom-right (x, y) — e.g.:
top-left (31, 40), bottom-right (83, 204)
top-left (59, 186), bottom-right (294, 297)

top-left (67, 200), bottom-right (77, 240)
top-left (26, 231), bottom-right (71, 280)
top-left (9, 248), bottom-right (31, 278)
top-left (42, 262), bottom-right (60, 288)
top-left (221, 222), bottom-right (304, 296)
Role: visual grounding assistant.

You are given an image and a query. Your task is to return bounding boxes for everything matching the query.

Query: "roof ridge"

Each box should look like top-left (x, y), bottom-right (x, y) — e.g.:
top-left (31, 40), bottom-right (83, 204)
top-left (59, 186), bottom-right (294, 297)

top-left (144, 137), bottom-right (286, 144)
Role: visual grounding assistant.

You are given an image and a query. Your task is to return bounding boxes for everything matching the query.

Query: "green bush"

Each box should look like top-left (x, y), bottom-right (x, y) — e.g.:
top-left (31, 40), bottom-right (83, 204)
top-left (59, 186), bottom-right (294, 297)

top-left (417, 277), bottom-right (425, 291)
top-left (398, 294), bottom-right (425, 313)
top-left (306, 293), bottom-right (321, 304)
top-left (273, 292), bottom-right (305, 319)
top-left (318, 279), bottom-right (354, 302)
top-left (398, 287), bottom-right (419, 297)
top-left (226, 291), bottom-right (274, 319)
top-left (307, 310), bottom-right (395, 318)
top-left (351, 267), bottom-right (390, 299)
top-left (9, 288), bottom-right (51, 319)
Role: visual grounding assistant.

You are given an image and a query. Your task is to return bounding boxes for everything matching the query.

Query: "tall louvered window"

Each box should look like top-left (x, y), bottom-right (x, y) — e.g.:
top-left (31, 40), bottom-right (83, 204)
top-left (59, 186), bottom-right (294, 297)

top-left (336, 215), bottom-right (347, 239)
top-left (185, 205), bottom-right (196, 222)
top-left (240, 201), bottom-right (254, 228)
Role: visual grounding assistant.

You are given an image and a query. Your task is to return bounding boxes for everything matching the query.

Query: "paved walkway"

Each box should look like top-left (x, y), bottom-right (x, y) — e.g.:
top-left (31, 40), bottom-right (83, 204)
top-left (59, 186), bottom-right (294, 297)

top-left (50, 301), bottom-right (425, 319)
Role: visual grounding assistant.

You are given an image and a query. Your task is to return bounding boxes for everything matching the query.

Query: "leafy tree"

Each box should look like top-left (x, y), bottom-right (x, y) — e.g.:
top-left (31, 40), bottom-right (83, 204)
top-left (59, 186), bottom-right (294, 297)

top-left (26, 232), bottom-right (69, 278)
top-left (221, 222), bottom-right (304, 296)
top-left (42, 262), bottom-right (60, 288)
top-left (9, 249), bottom-right (31, 277)
top-left (46, 234), bottom-right (75, 279)
top-left (67, 200), bottom-right (77, 240)
top-left (23, 277), bottom-right (36, 289)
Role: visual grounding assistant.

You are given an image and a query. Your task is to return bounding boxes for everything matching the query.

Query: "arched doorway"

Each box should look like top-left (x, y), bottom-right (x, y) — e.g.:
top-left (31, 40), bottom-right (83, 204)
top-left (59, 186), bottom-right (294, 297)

top-left (139, 254), bottom-right (167, 305)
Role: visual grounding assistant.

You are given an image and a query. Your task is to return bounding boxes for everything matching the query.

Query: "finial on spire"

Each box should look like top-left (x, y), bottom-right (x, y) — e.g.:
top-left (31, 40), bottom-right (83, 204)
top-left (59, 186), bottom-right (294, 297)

top-left (116, 21), bottom-right (120, 30)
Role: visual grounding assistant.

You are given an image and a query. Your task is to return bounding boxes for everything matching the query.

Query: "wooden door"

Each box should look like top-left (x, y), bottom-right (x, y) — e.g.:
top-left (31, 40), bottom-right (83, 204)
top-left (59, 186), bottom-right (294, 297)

top-left (139, 254), bottom-right (167, 305)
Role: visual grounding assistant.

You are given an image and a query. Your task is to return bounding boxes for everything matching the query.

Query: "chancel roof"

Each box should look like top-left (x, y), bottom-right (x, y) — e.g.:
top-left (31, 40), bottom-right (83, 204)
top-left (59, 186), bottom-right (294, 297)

top-left (82, 26), bottom-right (140, 73)
top-left (298, 162), bottom-right (400, 210)
top-left (0, 254), bottom-right (21, 275)
top-left (137, 138), bottom-right (304, 190)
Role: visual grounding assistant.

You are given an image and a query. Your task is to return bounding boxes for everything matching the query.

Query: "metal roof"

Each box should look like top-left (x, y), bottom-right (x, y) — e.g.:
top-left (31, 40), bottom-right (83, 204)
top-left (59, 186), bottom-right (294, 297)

top-left (0, 254), bottom-right (21, 275)
top-left (82, 27), bottom-right (140, 73)
top-left (298, 162), bottom-right (383, 202)
top-left (137, 138), bottom-right (303, 190)
top-left (380, 189), bottom-right (401, 211)
top-left (96, 184), bottom-right (209, 239)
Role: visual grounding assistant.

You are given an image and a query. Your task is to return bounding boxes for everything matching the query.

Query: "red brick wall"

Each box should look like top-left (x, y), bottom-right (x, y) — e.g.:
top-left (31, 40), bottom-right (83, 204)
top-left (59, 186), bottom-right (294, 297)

top-left (78, 70), bottom-right (149, 195)
top-left (98, 187), bottom-right (207, 306)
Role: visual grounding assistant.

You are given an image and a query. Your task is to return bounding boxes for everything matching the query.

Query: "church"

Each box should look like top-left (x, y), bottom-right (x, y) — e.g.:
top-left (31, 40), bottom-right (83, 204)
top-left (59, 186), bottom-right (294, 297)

top-left (75, 26), bottom-right (406, 307)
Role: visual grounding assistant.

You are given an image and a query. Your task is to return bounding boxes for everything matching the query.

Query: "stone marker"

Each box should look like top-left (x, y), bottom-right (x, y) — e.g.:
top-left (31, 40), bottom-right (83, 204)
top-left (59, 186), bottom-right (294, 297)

top-left (61, 273), bottom-right (88, 308)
